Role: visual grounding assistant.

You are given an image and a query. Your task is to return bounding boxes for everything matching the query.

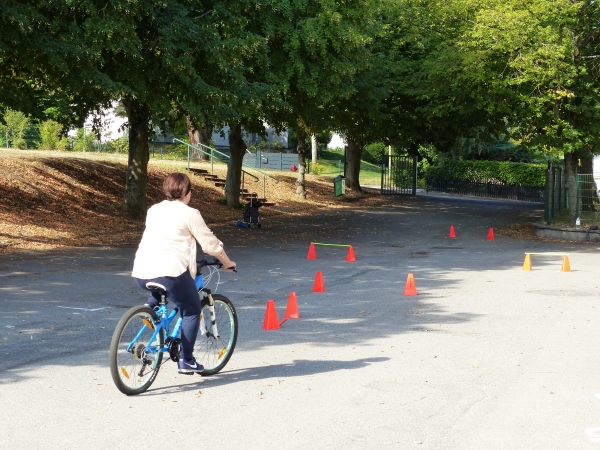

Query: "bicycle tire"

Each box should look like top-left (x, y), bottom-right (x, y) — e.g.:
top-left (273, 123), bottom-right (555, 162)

top-left (196, 294), bottom-right (238, 376)
top-left (109, 305), bottom-right (164, 395)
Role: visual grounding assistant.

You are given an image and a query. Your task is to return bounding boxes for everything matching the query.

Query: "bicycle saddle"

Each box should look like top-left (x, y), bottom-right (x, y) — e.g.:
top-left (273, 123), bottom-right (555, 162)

top-left (145, 282), bottom-right (167, 295)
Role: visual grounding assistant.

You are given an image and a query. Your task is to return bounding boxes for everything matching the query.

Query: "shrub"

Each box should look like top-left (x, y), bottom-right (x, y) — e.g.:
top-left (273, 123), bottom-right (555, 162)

top-left (363, 142), bottom-right (386, 164)
top-left (72, 128), bottom-right (98, 152)
top-left (39, 120), bottom-right (64, 150)
top-left (14, 138), bottom-right (28, 149)
top-left (1, 109), bottom-right (29, 148)
top-left (102, 136), bottom-right (128, 153)
top-left (424, 160), bottom-right (546, 187)
top-left (57, 137), bottom-right (69, 151)
top-left (309, 162), bottom-right (326, 175)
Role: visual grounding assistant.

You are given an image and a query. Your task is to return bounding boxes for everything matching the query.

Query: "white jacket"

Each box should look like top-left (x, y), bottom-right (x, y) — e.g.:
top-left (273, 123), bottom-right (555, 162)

top-left (132, 200), bottom-right (226, 279)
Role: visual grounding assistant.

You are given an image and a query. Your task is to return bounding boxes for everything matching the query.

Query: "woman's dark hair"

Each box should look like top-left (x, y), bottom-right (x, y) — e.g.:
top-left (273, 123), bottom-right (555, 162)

top-left (163, 172), bottom-right (192, 200)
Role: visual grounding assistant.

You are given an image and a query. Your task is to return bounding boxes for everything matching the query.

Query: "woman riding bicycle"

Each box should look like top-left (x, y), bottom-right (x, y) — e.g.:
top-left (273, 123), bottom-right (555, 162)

top-left (131, 172), bottom-right (236, 374)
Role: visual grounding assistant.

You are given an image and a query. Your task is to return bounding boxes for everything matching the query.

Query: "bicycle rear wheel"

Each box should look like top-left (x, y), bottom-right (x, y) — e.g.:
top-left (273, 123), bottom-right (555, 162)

top-left (196, 294), bottom-right (238, 376)
top-left (109, 305), bottom-right (164, 395)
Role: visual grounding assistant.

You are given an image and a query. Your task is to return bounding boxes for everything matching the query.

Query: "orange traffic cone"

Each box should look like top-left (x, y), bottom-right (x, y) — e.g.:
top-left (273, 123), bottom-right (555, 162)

top-left (346, 246), bottom-right (356, 262)
top-left (284, 292), bottom-right (300, 319)
top-left (522, 254), bottom-right (532, 271)
top-left (313, 270), bottom-right (325, 292)
top-left (487, 227), bottom-right (495, 240)
top-left (449, 225), bottom-right (456, 238)
top-left (404, 273), bottom-right (417, 296)
top-left (561, 255), bottom-right (571, 272)
top-left (262, 300), bottom-right (280, 330)
top-left (307, 243), bottom-right (317, 260)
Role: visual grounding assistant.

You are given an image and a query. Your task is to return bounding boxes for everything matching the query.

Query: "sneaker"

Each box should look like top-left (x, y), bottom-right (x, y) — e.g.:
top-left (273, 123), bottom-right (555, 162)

top-left (177, 358), bottom-right (204, 375)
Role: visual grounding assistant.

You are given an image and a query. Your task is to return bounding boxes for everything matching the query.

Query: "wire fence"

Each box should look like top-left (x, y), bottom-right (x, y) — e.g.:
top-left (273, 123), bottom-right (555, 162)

top-left (577, 174), bottom-right (600, 226)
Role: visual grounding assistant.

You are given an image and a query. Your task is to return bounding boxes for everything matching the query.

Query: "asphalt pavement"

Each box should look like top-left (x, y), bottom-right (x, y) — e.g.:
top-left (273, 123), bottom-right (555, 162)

top-left (1, 193), bottom-right (599, 449)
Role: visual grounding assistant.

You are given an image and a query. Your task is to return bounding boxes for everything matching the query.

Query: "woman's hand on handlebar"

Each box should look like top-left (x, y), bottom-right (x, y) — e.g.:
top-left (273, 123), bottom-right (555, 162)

top-left (223, 261), bottom-right (237, 272)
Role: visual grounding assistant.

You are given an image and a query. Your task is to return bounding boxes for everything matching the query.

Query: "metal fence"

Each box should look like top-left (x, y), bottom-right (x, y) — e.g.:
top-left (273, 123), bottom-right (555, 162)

top-left (577, 174), bottom-right (599, 226)
top-left (426, 177), bottom-right (544, 203)
top-left (242, 151), bottom-right (298, 171)
top-left (381, 155), bottom-right (417, 195)
top-left (0, 124), bottom-right (41, 148)
top-left (544, 165), bottom-right (567, 224)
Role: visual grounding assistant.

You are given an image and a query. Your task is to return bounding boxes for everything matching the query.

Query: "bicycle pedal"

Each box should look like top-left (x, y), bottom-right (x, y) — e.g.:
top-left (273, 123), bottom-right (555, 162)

top-left (178, 371), bottom-right (195, 376)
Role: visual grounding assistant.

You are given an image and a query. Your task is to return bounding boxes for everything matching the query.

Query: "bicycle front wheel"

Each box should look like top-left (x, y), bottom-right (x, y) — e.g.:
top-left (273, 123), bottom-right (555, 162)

top-left (196, 294), bottom-right (238, 376)
top-left (109, 305), bottom-right (164, 395)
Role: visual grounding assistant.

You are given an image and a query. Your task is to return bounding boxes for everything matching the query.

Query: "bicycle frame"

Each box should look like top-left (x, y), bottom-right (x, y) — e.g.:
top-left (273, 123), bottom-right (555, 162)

top-left (125, 288), bottom-right (221, 356)
top-left (126, 305), bottom-right (182, 355)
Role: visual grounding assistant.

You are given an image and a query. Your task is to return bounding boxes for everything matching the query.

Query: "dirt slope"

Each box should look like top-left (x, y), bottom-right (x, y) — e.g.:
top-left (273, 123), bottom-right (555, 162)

top-left (0, 150), bottom-right (384, 253)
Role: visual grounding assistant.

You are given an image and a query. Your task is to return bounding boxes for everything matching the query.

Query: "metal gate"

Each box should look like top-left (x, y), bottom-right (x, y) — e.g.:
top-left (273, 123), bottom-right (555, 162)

top-left (381, 155), bottom-right (418, 195)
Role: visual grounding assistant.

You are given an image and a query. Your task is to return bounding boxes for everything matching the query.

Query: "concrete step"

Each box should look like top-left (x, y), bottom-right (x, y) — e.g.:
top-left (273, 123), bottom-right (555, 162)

top-left (214, 182), bottom-right (225, 187)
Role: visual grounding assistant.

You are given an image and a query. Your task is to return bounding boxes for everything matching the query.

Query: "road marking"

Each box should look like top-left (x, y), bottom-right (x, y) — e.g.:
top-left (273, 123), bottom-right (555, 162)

top-left (56, 306), bottom-right (111, 312)
top-left (585, 428), bottom-right (600, 443)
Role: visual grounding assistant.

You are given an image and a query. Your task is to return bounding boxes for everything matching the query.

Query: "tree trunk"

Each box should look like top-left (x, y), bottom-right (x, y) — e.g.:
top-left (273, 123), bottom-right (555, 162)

top-left (122, 96), bottom-right (150, 219)
top-left (580, 150), bottom-right (593, 174)
top-left (226, 123), bottom-right (246, 208)
top-left (186, 116), bottom-right (210, 161)
top-left (296, 128), bottom-right (308, 199)
top-left (344, 138), bottom-right (362, 192)
top-left (311, 134), bottom-right (318, 164)
top-left (564, 151), bottom-right (579, 221)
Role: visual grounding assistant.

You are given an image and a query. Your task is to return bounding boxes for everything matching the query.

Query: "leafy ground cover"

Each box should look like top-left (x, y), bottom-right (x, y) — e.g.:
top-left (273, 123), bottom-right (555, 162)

top-left (0, 150), bottom-right (390, 253)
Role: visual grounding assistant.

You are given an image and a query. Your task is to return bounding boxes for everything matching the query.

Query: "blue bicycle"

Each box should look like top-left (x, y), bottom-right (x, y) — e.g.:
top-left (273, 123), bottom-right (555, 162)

top-left (109, 259), bottom-right (238, 395)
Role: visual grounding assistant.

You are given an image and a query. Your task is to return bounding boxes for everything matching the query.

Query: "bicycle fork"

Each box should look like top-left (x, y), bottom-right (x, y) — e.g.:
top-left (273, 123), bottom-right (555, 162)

top-left (199, 291), bottom-right (220, 338)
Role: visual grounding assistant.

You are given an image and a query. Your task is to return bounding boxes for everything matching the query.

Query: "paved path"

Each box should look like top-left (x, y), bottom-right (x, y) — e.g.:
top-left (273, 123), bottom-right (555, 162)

top-left (1, 194), bottom-right (599, 449)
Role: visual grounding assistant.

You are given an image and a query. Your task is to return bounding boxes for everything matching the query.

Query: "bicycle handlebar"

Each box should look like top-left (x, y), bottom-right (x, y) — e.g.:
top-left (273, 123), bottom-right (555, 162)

top-left (197, 258), bottom-right (237, 273)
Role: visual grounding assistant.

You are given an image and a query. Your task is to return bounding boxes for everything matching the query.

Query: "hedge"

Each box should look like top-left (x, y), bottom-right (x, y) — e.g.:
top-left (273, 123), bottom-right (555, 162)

top-left (424, 160), bottom-right (546, 187)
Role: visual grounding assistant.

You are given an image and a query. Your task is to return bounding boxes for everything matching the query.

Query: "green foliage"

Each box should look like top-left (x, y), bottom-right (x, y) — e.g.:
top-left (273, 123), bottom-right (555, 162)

top-left (38, 120), bottom-right (66, 150)
top-left (363, 142), bottom-right (386, 164)
top-left (315, 131), bottom-right (333, 148)
top-left (0, 109), bottom-right (29, 148)
top-left (72, 128), bottom-right (97, 152)
top-left (447, 136), bottom-right (559, 163)
top-left (101, 136), bottom-right (129, 154)
top-left (425, 160), bottom-right (546, 187)
top-left (150, 143), bottom-right (189, 160)
top-left (309, 163), bottom-right (326, 175)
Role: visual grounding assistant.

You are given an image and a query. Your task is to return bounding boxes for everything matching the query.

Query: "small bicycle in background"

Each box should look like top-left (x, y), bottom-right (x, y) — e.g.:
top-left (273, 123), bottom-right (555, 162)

top-left (109, 259), bottom-right (238, 395)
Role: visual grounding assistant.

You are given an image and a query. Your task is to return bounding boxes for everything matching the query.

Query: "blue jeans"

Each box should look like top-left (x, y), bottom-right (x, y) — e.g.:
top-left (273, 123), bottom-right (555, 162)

top-left (135, 269), bottom-right (200, 361)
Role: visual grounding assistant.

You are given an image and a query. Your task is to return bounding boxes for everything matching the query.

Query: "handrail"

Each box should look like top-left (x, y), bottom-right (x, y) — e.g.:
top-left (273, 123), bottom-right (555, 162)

top-left (173, 138), bottom-right (279, 183)
top-left (174, 137), bottom-right (277, 198)
top-left (242, 170), bottom-right (259, 182)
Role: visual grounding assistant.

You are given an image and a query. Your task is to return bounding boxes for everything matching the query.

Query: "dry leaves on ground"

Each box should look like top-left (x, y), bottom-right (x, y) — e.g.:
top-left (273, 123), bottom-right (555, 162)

top-left (0, 150), bottom-right (389, 253)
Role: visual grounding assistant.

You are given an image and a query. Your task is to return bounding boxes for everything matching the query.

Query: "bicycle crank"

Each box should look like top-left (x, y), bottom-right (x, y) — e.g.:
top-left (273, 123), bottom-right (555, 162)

top-left (168, 338), bottom-right (181, 362)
